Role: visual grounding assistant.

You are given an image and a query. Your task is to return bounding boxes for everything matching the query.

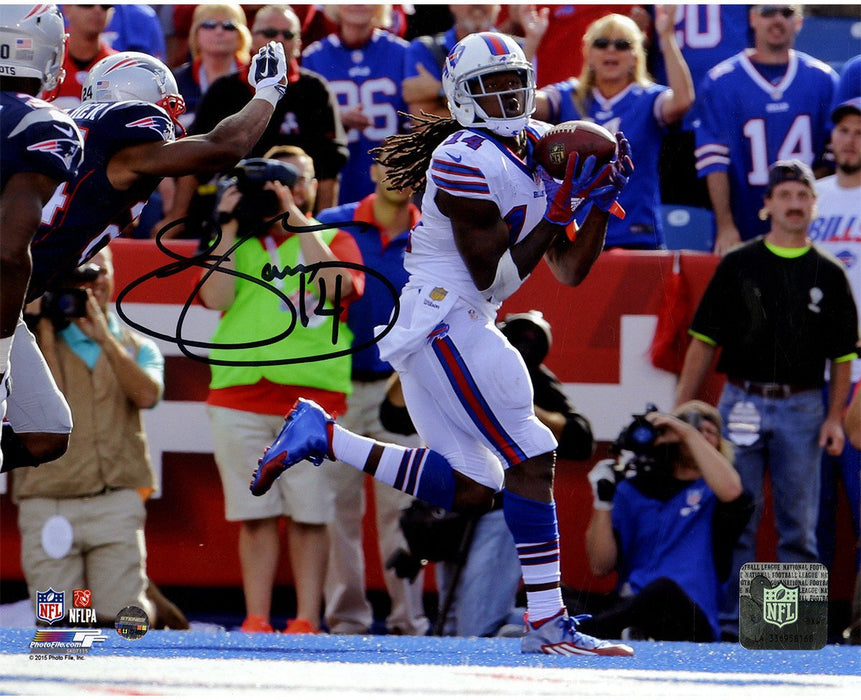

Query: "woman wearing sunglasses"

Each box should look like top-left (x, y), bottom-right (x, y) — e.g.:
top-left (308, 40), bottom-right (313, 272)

top-left (172, 3), bottom-right (252, 131)
top-left (536, 7), bottom-right (694, 251)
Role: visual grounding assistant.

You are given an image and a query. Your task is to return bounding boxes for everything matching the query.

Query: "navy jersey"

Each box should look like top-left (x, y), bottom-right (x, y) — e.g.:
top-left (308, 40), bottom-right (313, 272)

top-left (302, 29), bottom-right (410, 205)
top-left (29, 100), bottom-right (175, 300)
top-left (695, 50), bottom-right (838, 240)
top-left (0, 91), bottom-right (83, 194)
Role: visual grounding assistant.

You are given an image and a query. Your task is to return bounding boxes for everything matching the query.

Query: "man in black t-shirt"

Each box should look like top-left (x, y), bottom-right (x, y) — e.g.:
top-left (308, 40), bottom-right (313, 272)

top-left (675, 159), bottom-right (859, 641)
top-left (160, 5), bottom-right (348, 238)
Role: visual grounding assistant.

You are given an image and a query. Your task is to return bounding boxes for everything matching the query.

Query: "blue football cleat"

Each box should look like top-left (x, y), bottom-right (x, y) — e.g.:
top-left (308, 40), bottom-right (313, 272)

top-left (521, 609), bottom-right (635, 656)
top-left (250, 398), bottom-right (333, 496)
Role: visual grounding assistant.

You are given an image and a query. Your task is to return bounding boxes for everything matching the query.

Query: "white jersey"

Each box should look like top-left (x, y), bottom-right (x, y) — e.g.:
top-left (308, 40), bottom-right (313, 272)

top-left (375, 120), bottom-right (559, 484)
top-left (405, 120), bottom-right (550, 307)
top-left (810, 175), bottom-right (861, 382)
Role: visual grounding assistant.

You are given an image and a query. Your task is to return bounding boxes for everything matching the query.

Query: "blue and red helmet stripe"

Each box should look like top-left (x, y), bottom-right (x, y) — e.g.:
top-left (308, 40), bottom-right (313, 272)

top-left (480, 33), bottom-right (511, 56)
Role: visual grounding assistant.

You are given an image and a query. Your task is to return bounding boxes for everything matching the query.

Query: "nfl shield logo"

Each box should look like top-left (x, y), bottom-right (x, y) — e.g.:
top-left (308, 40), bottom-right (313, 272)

top-left (36, 588), bottom-right (65, 624)
top-left (763, 583), bottom-right (798, 628)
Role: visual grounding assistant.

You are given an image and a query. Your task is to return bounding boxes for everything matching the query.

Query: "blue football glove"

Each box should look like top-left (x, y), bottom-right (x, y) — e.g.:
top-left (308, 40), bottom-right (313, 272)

top-left (539, 152), bottom-right (609, 226)
top-left (586, 132), bottom-right (634, 215)
top-left (249, 41), bottom-right (288, 106)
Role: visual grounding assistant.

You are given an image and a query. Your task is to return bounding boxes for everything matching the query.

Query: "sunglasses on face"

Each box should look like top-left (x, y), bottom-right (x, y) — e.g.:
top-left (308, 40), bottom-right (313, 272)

top-left (758, 6), bottom-right (797, 19)
top-left (254, 28), bottom-right (297, 40)
top-left (200, 19), bottom-right (239, 32)
top-left (592, 37), bottom-right (633, 51)
top-left (78, 4), bottom-right (113, 9)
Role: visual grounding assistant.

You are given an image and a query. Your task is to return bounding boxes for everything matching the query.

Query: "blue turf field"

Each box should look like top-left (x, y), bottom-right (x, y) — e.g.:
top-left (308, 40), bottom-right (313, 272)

top-left (0, 627), bottom-right (859, 697)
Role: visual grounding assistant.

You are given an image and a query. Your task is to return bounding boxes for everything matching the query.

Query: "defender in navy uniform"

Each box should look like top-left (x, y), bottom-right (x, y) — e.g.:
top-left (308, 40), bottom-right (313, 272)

top-left (1, 5), bottom-right (84, 471)
top-left (4, 44), bottom-right (287, 472)
top-left (29, 45), bottom-right (289, 301)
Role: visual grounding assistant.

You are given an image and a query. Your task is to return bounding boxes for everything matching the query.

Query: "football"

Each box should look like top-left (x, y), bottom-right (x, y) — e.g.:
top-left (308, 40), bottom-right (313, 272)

top-left (533, 120), bottom-right (618, 180)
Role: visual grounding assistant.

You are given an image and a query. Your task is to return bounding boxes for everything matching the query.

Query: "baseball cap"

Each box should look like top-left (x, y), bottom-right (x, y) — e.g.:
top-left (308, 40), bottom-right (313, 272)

top-left (766, 159), bottom-right (816, 195)
top-left (831, 97), bottom-right (861, 124)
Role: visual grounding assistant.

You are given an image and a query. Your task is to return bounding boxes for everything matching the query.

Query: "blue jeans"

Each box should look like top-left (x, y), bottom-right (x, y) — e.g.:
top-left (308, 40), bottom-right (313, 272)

top-left (717, 382), bottom-right (824, 637)
top-left (817, 382), bottom-right (861, 572)
top-left (436, 509), bottom-right (522, 637)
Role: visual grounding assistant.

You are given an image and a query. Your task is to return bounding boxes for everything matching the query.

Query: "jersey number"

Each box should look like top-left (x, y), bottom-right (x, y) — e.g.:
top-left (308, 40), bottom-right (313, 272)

top-left (674, 5), bottom-right (724, 49)
top-left (743, 115), bottom-right (813, 185)
top-left (40, 126), bottom-right (89, 226)
top-left (41, 181), bottom-right (70, 227)
top-left (329, 77), bottom-right (399, 143)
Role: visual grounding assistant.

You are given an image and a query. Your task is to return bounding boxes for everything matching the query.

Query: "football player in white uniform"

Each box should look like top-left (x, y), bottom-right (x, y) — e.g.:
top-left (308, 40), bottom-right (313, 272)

top-left (252, 32), bottom-right (635, 655)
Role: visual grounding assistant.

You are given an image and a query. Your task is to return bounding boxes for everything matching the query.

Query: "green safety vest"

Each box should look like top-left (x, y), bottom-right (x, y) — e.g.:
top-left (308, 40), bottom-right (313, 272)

top-left (208, 230), bottom-right (354, 394)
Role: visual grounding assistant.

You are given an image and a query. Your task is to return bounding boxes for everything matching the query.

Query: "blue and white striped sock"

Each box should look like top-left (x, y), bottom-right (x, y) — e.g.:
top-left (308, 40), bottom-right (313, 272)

top-left (331, 425), bottom-right (455, 510)
top-left (502, 489), bottom-right (564, 622)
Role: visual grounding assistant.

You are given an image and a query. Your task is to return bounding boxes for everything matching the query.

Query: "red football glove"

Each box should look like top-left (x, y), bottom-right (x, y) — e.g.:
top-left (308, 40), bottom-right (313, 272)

top-left (585, 132), bottom-right (634, 218)
top-left (538, 153), bottom-right (609, 226)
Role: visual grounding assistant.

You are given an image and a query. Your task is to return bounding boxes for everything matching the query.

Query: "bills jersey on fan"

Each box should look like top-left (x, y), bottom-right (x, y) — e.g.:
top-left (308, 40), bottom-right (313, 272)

top-left (0, 92), bottom-right (83, 193)
top-left (543, 79), bottom-right (670, 248)
top-left (406, 121), bottom-right (550, 306)
top-left (652, 4), bottom-right (751, 131)
top-left (695, 49), bottom-right (838, 240)
top-left (809, 174), bottom-right (861, 382)
top-left (28, 100), bottom-right (175, 301)
top-left (302, 28), bottom-right (410, 205)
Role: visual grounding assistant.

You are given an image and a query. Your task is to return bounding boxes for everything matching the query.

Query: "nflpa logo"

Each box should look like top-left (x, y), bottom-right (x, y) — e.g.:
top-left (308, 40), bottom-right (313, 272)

top-left (73, 589), bottom-right (92, 608)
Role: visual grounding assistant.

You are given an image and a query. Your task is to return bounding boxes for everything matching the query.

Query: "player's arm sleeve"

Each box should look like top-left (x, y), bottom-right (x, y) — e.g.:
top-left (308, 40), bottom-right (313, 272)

top-left (20, 111), bottom-right (84, 183)
top-left (428, 144), bottom-right (502, 212)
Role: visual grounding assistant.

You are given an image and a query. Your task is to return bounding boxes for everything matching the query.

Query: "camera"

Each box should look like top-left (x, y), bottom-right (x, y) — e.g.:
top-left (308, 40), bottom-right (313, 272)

top-left (613, 403), bottom-right (660, 456)
top-left (40, 262), bottom-right (101, 329)
top-left (42, 288), bottom-right (89, 318)
top-left (217, 157), bottom-right (299, 231)
top-left (609, 403), bottom-right (677, 483)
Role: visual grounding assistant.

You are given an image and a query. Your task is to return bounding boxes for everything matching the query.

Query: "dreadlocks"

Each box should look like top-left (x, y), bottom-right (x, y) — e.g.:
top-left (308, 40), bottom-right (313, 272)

top-left (370, 112), bottom-right (464, 193)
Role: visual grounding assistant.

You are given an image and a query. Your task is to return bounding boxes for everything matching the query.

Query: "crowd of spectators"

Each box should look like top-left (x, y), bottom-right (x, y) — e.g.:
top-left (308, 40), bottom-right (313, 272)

top-left (5, 3), bottom-right (859, 642)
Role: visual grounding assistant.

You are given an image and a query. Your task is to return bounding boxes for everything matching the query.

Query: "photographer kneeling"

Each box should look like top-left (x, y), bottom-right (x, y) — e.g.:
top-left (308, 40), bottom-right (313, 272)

top-left (584, 401), bottom-right (753, 642)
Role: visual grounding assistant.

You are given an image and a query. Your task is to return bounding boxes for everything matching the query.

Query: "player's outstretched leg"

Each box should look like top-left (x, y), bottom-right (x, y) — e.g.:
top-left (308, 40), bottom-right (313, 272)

top-left (250, 399), bottom-right (333, 496)
top-left (522, 610), bottom-right (634, 656)
top-left (251, 398), bottom-right (459, 512)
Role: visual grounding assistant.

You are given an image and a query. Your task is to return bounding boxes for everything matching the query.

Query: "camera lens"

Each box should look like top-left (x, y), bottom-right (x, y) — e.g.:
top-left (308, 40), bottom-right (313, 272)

top-left (629, 422), bottom-right (657, 447)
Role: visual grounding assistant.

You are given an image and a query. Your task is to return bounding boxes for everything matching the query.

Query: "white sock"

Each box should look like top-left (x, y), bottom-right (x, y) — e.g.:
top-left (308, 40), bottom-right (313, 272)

top-left (330, 424), bottom-right (374, 469)
top-left (526, 588), bottom-right (565, 625)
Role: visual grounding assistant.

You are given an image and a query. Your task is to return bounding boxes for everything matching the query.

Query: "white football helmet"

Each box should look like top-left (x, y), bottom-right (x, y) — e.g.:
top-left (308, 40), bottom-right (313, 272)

top-left (82, 52), bottom-right (186, 128)
top-left (0, 4), bottom-right (66, 93)
top-left (442, 32), bottom-right (535, 138)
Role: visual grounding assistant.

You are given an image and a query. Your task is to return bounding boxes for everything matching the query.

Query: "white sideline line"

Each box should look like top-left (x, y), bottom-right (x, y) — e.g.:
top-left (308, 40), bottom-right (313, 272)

top-left (1, 656), bottom-right (859, 698)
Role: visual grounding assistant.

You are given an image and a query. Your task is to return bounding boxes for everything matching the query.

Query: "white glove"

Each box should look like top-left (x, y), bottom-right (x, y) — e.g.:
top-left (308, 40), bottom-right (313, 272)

top-left (587, 459), bottom-right (618, 511)
top-left (249, 41), bottom-right (288, 107)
